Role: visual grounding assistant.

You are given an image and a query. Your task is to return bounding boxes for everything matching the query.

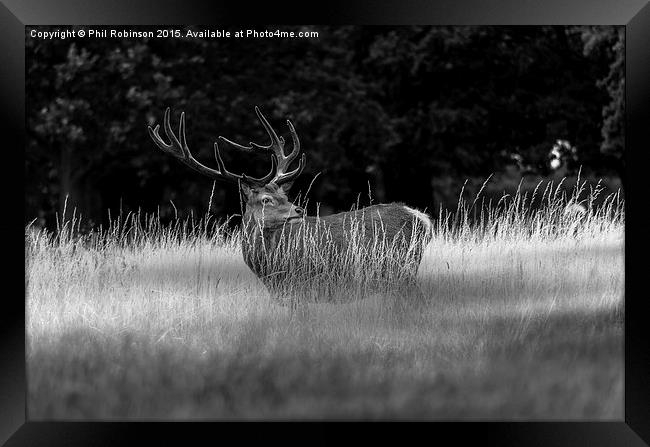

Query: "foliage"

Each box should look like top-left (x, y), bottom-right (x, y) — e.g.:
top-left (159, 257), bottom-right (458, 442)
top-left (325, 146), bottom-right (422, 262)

top-left (26, 26), bottom-right (624, 228)
top-left (579, 26), bottom-right (625, 178)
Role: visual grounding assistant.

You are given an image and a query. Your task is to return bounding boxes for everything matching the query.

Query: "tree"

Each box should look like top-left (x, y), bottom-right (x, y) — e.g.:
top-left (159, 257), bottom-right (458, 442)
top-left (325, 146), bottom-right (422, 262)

top-left (579, 26), bottom-right (625, 182)
top-left (26, 26), bottom-right (623, 228)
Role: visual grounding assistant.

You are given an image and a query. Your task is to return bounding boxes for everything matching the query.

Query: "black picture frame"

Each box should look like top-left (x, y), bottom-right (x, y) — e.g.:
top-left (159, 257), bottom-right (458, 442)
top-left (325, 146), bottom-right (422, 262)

top-left (4, 0), bottom-right (649, 445)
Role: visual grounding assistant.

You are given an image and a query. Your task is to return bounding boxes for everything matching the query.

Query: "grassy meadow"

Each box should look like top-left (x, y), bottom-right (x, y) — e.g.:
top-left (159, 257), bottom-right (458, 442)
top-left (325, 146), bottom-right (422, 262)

top-left (25, 179), bottom-right (625, 419)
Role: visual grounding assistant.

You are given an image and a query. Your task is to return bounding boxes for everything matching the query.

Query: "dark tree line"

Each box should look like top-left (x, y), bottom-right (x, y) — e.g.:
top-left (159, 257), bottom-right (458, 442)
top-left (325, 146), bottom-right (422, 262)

top-left (26, 26), bottom-right (624, 229)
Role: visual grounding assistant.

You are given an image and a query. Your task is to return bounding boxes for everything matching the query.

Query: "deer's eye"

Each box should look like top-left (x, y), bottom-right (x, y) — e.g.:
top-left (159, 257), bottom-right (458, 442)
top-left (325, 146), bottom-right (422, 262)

top-left (261, 197), bottom-right (273, 206)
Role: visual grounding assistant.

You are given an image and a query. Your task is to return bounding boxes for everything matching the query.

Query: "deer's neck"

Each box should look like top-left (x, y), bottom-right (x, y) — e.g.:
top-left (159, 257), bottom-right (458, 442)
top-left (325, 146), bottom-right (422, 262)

top-left (241, 212), bottom-right (290, 277)
top-left (241, 213), bottom-right (284, 250)
top-left (242, 212), bottom-right (260, 240)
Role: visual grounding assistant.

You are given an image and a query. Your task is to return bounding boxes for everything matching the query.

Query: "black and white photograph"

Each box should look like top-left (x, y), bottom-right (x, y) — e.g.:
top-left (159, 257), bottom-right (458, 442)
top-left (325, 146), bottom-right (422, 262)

top-left (24, 24), bottom-right (626, 420)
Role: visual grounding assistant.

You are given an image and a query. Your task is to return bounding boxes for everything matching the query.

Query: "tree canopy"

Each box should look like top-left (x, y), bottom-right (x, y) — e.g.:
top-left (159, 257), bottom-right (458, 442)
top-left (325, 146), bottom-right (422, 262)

top-left (26, 26), bottom-right (624, 228)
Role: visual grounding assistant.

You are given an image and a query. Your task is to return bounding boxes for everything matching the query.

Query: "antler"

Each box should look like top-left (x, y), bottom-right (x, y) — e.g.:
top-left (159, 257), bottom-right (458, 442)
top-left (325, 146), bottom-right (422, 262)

top-left (218, 106), bottom-right (306, 186)
top-left (147, 107), bottom-right (277, 187)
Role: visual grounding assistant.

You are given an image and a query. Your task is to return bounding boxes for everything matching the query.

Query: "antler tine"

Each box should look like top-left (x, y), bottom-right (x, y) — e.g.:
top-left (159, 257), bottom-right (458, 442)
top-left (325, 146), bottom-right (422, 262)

top-left (177, 111), bottom-right (195, 160)
top-left (254, 106), bottom-right (282, 149)
top-left (213, 141), bottom-right (277, 186)
top-left (215, 107), bottom-right (279, 153)
top-left (148, 107), bottom-right (272, 186)
top-left (164, 107), bottom-right (183, 152)
top-left (217, 136), bottom-right (271, 158)
top-left (148, 108), bottom-right (176, 154)
top-left (252, 106), bottom-right (305, 186)
top-left (286, 119), bottom-right (301, 162)
top-left (274, 152), bottom-right (306, 185)
top-left (148, 106), bottom-right (305, 188)
top-left (147, 125), bottom-right (169, 152)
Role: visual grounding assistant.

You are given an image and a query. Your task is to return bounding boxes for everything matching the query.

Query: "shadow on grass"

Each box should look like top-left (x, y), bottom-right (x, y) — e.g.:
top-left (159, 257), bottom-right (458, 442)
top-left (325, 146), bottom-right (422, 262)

top-left (27, 301), bottom-right (623, 420)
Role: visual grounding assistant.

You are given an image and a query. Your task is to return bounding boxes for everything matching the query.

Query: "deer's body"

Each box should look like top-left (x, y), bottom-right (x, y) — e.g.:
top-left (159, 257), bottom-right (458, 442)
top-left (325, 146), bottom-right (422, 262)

top-left (148, 106), bottom-right (432, 306)
top-left (242, 203), bottom-right (430, 260)
top-left (241, 202), bottom-right (432, 303)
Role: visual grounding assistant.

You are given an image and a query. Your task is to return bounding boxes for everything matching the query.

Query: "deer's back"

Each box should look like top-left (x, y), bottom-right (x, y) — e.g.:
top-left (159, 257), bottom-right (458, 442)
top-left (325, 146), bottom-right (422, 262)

top-left (240, 203), bottom-right (433, 303)
top-left (306, 203), bottom-right (431, 246)
top-left (242, 203), bottom-right (431, 270)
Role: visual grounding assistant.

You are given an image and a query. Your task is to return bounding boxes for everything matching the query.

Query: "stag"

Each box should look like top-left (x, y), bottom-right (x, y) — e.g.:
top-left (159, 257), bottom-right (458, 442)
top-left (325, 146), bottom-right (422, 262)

top-left (148, 107), bottom-right (432, 306)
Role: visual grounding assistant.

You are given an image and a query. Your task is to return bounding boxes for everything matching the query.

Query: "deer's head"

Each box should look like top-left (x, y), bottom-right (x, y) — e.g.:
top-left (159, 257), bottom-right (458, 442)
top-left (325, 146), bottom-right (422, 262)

top-left (148, 107), bottom-right (306, 228)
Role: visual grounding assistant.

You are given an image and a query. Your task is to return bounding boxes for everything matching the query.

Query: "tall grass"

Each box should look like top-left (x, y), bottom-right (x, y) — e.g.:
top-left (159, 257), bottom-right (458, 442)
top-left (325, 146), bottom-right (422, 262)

top-left (25, 177), bottom-right (624, 419)
top-left (27, 175), bottom-right (623, 295)
top-left (439, 173), bottom-right (623, 242)
top-left (240, 209), bottom-right (432, 306)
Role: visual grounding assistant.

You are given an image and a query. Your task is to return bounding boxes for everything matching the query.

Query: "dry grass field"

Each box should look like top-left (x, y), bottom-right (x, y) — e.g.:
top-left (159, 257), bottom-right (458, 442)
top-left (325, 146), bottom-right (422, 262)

top-left (25, 180), bottom-right (624, 419)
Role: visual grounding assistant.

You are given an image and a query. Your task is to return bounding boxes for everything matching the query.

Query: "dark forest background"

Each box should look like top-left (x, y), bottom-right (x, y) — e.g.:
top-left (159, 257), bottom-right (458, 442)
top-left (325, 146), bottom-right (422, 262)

top-left (25, 25), bottom-right (624, 229)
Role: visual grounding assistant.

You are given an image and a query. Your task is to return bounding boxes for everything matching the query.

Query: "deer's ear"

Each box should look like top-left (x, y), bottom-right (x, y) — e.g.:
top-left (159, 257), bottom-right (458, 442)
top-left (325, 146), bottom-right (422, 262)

top-left (278, 181), bottom-right (294, 195)
top-left (239, 182), bottom-right (253, 201)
